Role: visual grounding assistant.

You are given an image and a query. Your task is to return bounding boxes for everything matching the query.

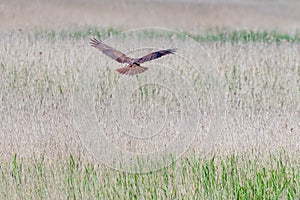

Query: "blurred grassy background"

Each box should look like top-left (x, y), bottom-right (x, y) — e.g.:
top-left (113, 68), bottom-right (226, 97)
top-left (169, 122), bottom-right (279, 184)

top-left (0, 0), bottom-right (300, 199)
top-left (1, 0), bottom-right (300, 33)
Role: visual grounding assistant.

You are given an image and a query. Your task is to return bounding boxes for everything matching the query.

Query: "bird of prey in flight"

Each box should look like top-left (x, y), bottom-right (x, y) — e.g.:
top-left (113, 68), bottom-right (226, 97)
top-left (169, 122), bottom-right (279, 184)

top-left (90, 38), bottom-right (177, 76)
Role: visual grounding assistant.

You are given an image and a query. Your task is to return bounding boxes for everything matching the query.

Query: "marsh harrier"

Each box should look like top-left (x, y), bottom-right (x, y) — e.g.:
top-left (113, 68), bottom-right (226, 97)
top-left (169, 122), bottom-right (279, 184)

top-left (90, 38), bottom-right (177, 76)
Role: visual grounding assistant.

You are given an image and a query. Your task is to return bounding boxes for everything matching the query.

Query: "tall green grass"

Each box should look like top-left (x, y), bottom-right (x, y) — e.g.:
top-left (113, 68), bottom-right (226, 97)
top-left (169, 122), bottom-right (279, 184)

top-left (0, 152), bottom-right (299, 199)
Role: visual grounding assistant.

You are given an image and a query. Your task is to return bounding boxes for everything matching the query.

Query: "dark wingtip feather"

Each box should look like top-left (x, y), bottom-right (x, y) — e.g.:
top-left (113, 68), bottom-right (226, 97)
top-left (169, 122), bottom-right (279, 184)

top-left (168, 48), bottom-right (177, 54)
top-left (89, 37), bottom-right (103, 47)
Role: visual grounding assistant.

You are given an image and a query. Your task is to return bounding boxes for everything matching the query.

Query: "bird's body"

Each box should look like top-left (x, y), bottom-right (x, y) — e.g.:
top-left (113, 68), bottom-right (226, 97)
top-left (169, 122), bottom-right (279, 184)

top-left (90, 38), bottom-right (176, 76)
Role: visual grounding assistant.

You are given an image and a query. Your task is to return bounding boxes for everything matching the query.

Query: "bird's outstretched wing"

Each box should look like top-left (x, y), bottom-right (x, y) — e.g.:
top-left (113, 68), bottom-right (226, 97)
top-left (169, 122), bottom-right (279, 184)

top-left (90, 38), bottom-right (133, 64)
top-left (136, 48), bottom-right (177, 64)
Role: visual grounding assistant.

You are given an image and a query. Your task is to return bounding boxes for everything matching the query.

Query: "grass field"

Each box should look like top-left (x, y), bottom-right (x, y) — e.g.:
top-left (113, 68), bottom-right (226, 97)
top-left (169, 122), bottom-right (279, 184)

top-left (1, 152), bottom-right (300, 199)
top-left (1, 0), bottom-right (300, 199)
top-left (1, 27), bottom-right (299, 199)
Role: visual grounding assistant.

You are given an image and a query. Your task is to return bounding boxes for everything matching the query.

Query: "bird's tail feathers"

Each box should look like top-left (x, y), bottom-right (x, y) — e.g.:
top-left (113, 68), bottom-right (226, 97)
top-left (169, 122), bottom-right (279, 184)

top-left (116, 65), bottom-right (148, 76)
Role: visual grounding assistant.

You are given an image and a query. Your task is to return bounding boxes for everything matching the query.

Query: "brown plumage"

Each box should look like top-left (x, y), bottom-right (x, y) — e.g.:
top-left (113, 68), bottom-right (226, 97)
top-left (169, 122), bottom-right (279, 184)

top-left (90, 37), bottom-right (177, 76)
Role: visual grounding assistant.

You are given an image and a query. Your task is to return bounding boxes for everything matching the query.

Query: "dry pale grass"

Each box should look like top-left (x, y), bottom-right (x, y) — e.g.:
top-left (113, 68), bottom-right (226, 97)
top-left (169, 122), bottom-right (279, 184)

top-left (209, 41), bottom-right (300, 155)
top-left (0, 30), bottom-right (299, 163)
